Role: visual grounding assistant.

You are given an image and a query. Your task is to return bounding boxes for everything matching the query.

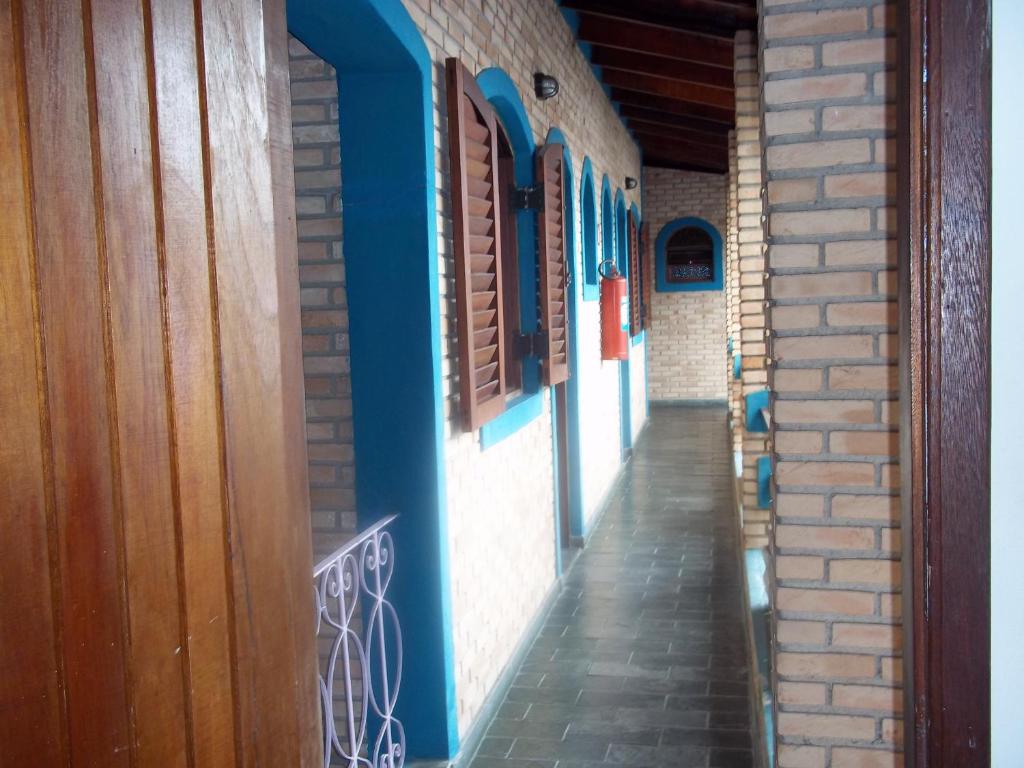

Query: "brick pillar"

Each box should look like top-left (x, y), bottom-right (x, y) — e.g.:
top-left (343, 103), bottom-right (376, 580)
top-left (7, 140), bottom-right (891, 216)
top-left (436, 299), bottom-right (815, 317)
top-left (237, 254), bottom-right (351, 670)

top-left (734, 30), bottom-right (770, 548)
top-left (726, 133), bottom-right (743, 458)
top-left (288, 37), bottom-right (357, 546)
top-left (760, 3), bottom-right (901, 767)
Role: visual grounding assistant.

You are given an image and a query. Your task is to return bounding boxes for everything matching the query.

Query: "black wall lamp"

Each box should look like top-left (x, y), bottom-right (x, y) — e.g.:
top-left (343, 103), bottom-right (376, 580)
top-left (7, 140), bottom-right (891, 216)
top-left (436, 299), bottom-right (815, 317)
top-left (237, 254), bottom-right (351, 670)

top-left (534, 72), bottom-right (559, 100)
top-left (625, 177), bottom-right (638, 190)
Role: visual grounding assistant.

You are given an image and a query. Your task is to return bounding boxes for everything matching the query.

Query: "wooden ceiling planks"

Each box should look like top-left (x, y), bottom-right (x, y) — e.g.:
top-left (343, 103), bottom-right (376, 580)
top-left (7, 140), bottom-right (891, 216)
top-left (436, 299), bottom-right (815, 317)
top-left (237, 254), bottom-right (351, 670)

top-left (562, 0), bottom-right (756, 173)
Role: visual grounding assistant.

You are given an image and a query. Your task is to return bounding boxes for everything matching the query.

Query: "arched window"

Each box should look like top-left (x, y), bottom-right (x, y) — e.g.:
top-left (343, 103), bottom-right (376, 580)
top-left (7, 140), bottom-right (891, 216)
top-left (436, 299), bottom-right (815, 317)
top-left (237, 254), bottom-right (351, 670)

top-left (655, 217), bottom-right (724, 292)
top-left (615, 192), bottom-right (627, 273)
top-left (580, 164), bottom-right (598, 300)
top-left (601, 176), bottom-right (614, 274)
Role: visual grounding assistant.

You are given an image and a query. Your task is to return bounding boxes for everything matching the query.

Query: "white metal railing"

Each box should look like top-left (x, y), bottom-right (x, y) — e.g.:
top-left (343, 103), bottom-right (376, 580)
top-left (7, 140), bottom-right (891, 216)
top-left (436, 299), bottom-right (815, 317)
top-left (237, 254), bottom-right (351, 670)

top-left (313, 515), bottom-right (404, 768)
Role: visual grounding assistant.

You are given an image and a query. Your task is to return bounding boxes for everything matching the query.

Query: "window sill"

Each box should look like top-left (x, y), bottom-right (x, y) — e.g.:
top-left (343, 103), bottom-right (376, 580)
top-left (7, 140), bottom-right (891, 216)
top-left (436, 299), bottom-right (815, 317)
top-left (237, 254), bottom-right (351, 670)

top-left (479, 391), bottom-right (543, 449)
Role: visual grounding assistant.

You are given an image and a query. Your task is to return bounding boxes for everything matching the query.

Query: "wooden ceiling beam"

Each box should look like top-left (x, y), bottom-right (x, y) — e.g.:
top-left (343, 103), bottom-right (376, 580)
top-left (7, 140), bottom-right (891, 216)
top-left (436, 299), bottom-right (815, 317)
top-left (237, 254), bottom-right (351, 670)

top-left (575, 13), bottom-right (733, 69)
top-left (562, 0), bottom-right (756, 39)
top-left (589, 46), bottom-right (734, 90)
top-left (634, 132), bottom-right (729, 162)
top-left (627, 119), bottom-right (728, 148)
top-left (618, 104), bottom-right (733, 135)
top-left (602, 70), bottom-right (733, 111)
top-left (643, 154), bottom-right (728, 174)
top-left (610, 88), bottom-right (735, 125)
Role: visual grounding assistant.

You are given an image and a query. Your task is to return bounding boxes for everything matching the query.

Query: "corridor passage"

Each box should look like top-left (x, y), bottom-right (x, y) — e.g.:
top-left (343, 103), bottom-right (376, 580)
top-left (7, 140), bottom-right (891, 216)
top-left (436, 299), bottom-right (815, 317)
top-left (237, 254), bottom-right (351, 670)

top-left (470, 405), bottom-right (757, 768)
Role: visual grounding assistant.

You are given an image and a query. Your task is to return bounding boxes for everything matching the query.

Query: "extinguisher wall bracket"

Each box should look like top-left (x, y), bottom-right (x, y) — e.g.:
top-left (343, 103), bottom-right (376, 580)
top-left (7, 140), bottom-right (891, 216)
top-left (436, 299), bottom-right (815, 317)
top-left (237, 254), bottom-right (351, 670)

top-left (598, 259), bottom-right (620, 280)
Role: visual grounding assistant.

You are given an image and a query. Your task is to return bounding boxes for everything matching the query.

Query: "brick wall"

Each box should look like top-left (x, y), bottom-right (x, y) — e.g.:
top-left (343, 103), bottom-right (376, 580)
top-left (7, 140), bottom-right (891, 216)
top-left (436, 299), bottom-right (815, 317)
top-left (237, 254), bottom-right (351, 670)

top-left (401, 0), bottom-right (643, 734)
top-left (726, 134), bottom-right (744, 459)
top-left (734, 31), bottom-right (771, 548)
top-left (642, 167), bottom-right (728, 402)
top-left (760, 3), bottom-right (901, 766)
top-left (288, 37), bottom-right (356, 553)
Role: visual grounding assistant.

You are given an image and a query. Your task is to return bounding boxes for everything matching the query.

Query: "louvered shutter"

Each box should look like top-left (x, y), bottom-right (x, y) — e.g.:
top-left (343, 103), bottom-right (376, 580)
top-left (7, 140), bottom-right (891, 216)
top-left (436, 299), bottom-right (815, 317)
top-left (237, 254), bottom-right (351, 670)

top-left (641, 221), bottom-right (653, 329)
top-left (628, 210), bottom-right (642, 336)
top-left (536, 144), bottom-right (570, 386)
top-left (445, 58), bottom-right (507, 431)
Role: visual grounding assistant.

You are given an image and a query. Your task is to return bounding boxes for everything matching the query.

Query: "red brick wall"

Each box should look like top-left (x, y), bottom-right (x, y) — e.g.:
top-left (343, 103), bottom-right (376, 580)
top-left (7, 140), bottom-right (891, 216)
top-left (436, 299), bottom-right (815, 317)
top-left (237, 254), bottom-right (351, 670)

top-left (288, 37), bottom-right (356, 549)
top-left (760, 3), bottom-right (902, 766)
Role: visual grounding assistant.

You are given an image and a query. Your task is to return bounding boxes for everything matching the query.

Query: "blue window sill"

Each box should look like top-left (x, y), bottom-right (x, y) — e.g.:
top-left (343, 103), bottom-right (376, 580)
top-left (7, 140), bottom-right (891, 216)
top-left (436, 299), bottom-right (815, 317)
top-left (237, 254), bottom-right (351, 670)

top-left (479, 391), bottom-right (543, 449)
top-left (655, 279), bottom-right (724, 293)
top-left (631, 330), bottom-right (644, 347)
top-left (582, 282), bottom-right (599, 302)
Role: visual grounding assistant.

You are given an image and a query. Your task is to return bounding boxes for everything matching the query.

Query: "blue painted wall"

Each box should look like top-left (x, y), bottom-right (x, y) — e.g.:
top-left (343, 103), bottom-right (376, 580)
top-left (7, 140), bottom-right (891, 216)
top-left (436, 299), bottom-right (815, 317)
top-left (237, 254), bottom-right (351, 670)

top-left (286, 0), bottom-right (457, 758)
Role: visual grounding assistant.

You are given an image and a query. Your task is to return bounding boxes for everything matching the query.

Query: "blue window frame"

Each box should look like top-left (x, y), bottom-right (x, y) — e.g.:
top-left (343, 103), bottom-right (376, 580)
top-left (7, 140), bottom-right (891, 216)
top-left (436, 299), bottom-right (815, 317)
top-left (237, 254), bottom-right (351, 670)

top-left (580, 159), bottom-right (598, 301)
top-left (655, 217), bottom-right (724, 292)
top-left (475, 67), bottom-right (543, 447)
top-left (601, 175), bottom-right (614, 274)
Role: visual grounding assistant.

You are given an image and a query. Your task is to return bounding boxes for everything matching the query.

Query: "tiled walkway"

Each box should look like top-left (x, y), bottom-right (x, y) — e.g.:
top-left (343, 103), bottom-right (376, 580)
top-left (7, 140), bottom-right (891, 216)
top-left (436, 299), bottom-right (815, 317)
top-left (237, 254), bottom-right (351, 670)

top-left (469, 405), bottom-right (757, 768)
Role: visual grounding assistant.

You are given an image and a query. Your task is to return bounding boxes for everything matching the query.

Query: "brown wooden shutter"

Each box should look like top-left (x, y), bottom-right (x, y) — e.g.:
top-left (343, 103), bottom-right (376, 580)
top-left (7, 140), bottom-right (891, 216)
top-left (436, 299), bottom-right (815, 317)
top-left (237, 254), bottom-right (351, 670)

top-left (446, 58), bottom-right (507, 430)
top-left (536, 144), bottom-right (570, 386)
top-left (628, 210), bottom-right (642, 336)
top-left (641, 221), bottom-right (653, 329)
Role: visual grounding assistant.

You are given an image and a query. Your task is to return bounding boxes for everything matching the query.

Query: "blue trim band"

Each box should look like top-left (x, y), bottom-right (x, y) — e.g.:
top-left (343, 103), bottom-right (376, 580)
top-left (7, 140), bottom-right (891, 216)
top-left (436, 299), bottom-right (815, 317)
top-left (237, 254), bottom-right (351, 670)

top-left (287, 0), bottom-right (458, 757)
top-left (655, 216), bottom-right (724, 293)
top-left (479, 394), bottom-right (544, 449)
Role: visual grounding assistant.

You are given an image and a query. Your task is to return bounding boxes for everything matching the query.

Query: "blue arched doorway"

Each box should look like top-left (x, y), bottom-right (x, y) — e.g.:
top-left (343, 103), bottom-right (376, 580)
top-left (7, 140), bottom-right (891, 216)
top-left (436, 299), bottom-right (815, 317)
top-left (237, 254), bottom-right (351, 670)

top-left (287, 0), bottom-right (456, 759)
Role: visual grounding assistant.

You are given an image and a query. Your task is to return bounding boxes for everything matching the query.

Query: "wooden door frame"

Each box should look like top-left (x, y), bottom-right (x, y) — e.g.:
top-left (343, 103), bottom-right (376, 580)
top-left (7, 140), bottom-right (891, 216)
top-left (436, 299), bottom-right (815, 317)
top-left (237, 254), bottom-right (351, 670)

top-left (898, 0), bottom-right (992, 764)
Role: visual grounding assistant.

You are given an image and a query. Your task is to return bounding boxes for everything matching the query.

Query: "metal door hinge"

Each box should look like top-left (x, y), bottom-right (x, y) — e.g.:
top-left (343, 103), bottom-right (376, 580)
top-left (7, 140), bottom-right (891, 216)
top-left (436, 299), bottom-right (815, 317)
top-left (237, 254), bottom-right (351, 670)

top-left (516, 330), bottom-right (549, 358)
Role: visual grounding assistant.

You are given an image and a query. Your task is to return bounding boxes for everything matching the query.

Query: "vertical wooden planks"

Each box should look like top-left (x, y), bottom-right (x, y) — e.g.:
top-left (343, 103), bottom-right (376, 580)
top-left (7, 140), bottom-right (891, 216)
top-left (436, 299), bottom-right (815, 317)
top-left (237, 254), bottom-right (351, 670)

top-left (86, 0), bottom-right (191, 763)
top-left (261, 0), bottom-right (321, 761)
top-left (0, 0), bottom-right (319, 763)
top-left (20, 0), bottom-right (132, 763)
top-left (199, 0), bottom-right (313, 763)
top-left (149, 0), bottom-right (240, 762)
top-left (0, 2), bottom-right (66, 764)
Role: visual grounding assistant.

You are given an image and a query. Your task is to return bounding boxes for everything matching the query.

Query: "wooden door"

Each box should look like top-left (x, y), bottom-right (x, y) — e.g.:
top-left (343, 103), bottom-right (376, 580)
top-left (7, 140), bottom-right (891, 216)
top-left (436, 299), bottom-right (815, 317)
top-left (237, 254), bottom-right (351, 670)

top-left (0, 1), bottom-right (319, 765)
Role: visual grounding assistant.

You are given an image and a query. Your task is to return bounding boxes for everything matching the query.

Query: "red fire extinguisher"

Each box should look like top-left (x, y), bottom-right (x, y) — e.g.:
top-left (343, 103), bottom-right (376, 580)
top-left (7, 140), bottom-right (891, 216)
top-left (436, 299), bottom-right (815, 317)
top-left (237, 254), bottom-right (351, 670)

top-left (599, 259), bottom-right (629, 361)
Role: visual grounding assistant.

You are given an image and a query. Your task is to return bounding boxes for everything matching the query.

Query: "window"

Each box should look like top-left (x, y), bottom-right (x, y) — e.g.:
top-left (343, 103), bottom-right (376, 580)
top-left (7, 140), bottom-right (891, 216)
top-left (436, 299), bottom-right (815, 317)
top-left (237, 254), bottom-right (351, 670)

top-left (445, 58), bottom-right (508, 430)
top-left (495, 121), bottom-right (523, 393)
top-left (581, 168), bottom-right (598, 300)
top-left (666, 227), bottom-right (714, 284)
top-left (627, 209), bottom-right (642, 336)
top-left (445, 58), bottom-right (571, 432)
top-left (535, 143), bottom-right (569, 386)
top-left (655, 217), bottom-right (724, 293)
top-left (601, 179), bottom-right (614, 275)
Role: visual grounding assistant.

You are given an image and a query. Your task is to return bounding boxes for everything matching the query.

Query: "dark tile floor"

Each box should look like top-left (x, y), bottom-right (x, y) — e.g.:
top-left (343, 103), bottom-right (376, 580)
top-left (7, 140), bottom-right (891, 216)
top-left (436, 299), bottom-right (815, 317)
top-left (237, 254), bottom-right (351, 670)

top-left (468, 405), bottom-right (756, 768)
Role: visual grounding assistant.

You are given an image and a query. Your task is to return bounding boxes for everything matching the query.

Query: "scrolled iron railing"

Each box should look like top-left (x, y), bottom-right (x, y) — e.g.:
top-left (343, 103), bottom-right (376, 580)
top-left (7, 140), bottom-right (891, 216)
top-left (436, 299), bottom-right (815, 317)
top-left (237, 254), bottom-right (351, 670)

top-left (313, 515), bottom-right (404, 768)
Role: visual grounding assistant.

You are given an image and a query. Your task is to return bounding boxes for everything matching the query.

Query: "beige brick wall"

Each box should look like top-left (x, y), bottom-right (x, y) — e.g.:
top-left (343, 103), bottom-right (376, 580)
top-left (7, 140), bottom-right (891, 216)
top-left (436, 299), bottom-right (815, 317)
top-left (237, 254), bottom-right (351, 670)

top-left (288, 38), bottom-right (356, 553)
top-left (726, 134), bottom-right (744, 458)
top-left (760, 2), bottom-right (901, 766)
top-left (735, 31), bottom-right (771, 548)
top-left (642, 167), bottom-right (728, 402)
top-left (401, 0), bottom-right (643, 734)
